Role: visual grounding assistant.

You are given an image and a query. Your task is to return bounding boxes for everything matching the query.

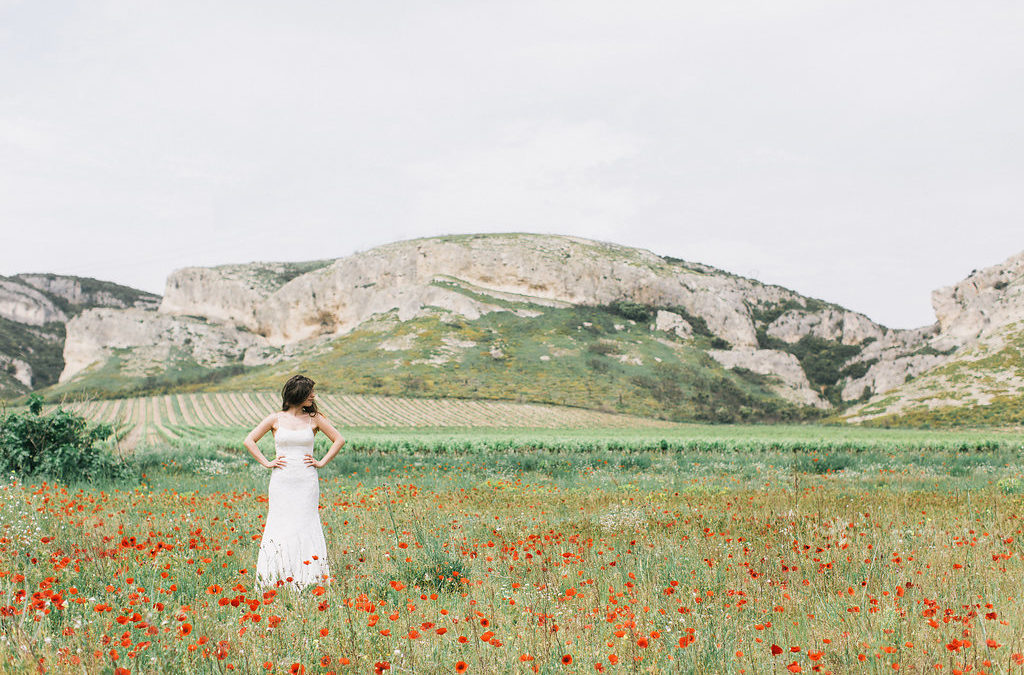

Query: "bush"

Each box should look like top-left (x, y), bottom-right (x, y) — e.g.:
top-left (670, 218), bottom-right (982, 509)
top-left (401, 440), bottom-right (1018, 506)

top-left (0, 394), bottom-right (133, 482)
top-left (604, 301), bottom-right (653, 323)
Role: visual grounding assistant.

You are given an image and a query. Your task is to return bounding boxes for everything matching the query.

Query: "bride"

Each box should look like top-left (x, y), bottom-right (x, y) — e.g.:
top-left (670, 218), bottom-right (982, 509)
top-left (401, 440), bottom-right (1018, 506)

top-left (243, 375), bottom-right (345, 588)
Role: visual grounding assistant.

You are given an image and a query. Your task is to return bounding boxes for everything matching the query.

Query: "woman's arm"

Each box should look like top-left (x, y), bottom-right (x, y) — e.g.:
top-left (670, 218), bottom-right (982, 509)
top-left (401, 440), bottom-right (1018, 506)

top-left (245, 414), bottom-right (286, 469)
top-left (305, 413), bottom-right (345, 469)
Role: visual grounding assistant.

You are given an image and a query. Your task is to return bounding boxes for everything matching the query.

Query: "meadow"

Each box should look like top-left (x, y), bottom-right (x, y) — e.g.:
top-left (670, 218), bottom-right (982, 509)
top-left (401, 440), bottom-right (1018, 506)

top-left (3, 417), bottom-right (1024, 674)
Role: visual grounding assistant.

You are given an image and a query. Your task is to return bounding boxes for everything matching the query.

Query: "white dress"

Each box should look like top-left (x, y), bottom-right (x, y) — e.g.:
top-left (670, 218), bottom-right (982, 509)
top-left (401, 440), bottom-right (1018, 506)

top-left (256, 425), bottom-right (330, 588)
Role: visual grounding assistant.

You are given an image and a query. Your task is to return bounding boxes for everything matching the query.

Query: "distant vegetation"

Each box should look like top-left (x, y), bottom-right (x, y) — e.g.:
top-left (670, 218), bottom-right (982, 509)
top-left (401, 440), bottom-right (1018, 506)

top-left (0, 317), bottom-right (65, 397)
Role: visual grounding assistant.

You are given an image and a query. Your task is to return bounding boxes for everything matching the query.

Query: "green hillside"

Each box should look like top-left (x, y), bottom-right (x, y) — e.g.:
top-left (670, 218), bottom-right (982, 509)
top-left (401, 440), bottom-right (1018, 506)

top-left (47, 303), bottom-right (822, 423)
top-left (0, 317), bottom-right (65, 398)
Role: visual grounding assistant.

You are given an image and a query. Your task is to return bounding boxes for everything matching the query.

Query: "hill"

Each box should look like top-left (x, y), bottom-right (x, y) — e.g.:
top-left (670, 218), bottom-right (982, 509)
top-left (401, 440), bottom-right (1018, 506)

top-left (7, 233), bottom-right (1024, 426)
top-left (839, 250), bottom-right (1024, 426)
top-left (45, 234), bottom-right (894, 423)
top-left (0, 274), bottom-right (159, 398)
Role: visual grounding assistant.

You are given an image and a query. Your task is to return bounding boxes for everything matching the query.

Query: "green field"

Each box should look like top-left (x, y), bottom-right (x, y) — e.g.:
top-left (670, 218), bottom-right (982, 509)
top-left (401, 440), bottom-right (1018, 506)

top-left (5, 424), bottom-right (1024, 674)
top-left (5, 397), bottom-right (1024, 673)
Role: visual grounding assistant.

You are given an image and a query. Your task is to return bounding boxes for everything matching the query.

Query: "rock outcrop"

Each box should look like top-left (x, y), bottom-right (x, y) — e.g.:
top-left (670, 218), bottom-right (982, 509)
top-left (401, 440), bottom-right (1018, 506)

top-left (930, 251), bottom-right (1024, 350)
top-left (61, 308), bottom-right (275, 383)
top-left (17, 274), bottom-right (159, 312)
top-left (654, 310), bottom-right (693, 339)
top-left (840, 250), bottom-right (1024, 422)
top-left (709, 348), bottom-right (829, 408)
top-left (0, 274), bottom-right (159, 396)
top-left (767, 308), bottom-right (885, 346)
top-left (0, 279), bottom-right (67, 326)
top-left (159, 235), bottom-right (809, 348)
top-left (0, 354), bottom-right (33, 388)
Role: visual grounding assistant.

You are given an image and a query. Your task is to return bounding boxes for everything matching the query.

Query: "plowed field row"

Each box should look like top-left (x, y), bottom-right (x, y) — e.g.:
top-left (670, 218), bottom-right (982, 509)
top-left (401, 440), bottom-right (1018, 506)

top-left (54, 392), bottom-right (671, 443)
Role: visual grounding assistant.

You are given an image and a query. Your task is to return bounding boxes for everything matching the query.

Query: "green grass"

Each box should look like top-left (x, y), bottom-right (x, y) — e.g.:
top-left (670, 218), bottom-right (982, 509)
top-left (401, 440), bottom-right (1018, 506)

top-left (48, 347), bottom-right (249, 400)
top-left (161, 305), bottom-right (818, 423)
top-left (140, 423), bottom-right (1024, 460)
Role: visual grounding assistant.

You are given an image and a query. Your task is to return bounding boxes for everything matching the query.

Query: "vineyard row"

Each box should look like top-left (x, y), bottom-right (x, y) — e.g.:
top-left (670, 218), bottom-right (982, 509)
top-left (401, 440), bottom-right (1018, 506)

top-left (51, 392), bottom-right (670, 445)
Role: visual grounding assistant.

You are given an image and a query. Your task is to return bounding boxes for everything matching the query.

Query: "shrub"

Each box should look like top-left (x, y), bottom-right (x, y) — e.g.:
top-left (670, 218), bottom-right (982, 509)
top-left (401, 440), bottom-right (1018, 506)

top-left (603, 301), bottom-right (653, 323)
top-left (0, 394), bottom-right (133, 482)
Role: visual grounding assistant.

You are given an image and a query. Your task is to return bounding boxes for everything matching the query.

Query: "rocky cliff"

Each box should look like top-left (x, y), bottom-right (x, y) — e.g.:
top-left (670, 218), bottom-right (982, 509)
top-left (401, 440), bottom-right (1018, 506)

top-left (160, 235), bottom-right (789, 346)
top-left (839, 250), bottom-right (1024, 424)
top-left (14, 234), bottom-right (1024, 425)
top-left (155, 236), bottom-right (891, 361)
top-left (0, 275), bottom-right (159, 397)
top-left (52, 234), bottom-right (894, 414)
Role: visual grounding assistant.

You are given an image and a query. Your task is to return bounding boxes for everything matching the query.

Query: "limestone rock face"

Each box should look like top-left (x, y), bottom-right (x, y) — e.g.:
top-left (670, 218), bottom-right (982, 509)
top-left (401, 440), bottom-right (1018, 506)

top-left (708, 348), bottom-right (830, 408)
top-left (61, 308), bottom-right (274, 383)
top-left (0, 354), bottom-right (33, 388)
top-left (160, 264), bottom-right (292, 332)
top-left (767, 308), bottom-right (885, 346)
top-left (841, 354), bottom-right (946, 401)
top-left (839, 249), bottom-right (1024, 421)
top-left (17, 274), bottom-right (159, 311)
top-left (654, 310), bottom-right (692, 339)
top-left (930, 251), bottom-right (1024, 349)
top-left (0, 279), bottom-right (67, 326)
top-left (159, 235), bottom-right (811, 348)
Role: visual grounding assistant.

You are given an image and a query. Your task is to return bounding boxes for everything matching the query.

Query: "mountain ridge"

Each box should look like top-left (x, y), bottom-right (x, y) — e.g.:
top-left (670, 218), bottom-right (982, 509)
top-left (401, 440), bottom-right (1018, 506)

top-left (4, 234), bottom-right (1022, 426)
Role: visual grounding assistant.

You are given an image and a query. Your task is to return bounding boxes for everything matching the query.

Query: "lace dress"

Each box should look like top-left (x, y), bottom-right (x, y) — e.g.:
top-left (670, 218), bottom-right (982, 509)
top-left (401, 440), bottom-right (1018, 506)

top-left (256, 425), bottom-right (330, 588)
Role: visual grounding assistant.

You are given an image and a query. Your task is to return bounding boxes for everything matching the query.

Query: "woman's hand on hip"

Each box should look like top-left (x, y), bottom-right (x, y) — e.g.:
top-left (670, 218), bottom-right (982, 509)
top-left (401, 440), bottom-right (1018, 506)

top-left (303, 454), bottom-right (325, 469)
top-left (267, 456), bottom-right (287, 469)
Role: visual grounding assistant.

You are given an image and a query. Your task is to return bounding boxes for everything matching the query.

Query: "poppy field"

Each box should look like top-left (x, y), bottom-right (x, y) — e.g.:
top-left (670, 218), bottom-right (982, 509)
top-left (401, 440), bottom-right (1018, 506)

top-left (3, 426), bottom-right (1024, 674)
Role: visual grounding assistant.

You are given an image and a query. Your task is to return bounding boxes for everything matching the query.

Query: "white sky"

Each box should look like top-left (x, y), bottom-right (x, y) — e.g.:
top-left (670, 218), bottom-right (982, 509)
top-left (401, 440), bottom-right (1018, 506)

top-left (1, 0), bottom-right (1021, 329)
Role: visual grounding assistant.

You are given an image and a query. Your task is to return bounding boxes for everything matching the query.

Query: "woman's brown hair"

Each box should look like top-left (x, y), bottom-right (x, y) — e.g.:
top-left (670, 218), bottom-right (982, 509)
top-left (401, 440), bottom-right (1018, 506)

top-left (281, 375), bottom-right (319, 417)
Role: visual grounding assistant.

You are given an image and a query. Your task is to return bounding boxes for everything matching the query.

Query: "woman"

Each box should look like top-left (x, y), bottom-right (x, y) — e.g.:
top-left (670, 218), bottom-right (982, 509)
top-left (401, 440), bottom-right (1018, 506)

top-left (244, 375), bottom-right (345, 588)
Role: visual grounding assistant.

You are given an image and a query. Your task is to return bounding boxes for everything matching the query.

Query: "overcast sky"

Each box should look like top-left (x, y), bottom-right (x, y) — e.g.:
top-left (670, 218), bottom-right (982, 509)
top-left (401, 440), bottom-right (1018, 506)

top-left (1, 1), bottom-right (1021, 329)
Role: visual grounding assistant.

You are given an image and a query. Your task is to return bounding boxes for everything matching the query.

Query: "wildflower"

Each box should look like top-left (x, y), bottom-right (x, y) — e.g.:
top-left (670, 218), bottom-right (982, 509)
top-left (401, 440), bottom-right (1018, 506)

top-left (562, 655), bottom-right (573, 665)
top-left (456, 662), bottom-right (468, 673)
